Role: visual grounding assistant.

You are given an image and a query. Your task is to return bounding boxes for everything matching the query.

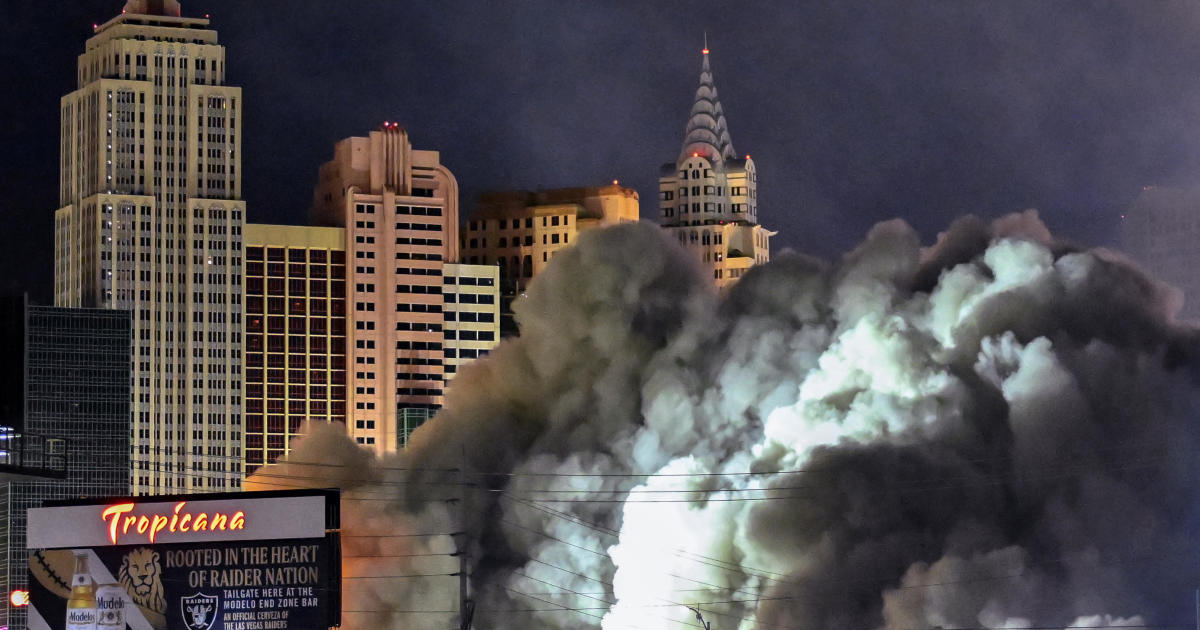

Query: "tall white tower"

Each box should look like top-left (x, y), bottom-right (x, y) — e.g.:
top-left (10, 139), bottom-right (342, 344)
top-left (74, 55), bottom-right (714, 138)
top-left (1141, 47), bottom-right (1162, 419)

top-left (658, 43), bottom-right (774, 286)
top-left (53, 0), bottom-right (245, 494)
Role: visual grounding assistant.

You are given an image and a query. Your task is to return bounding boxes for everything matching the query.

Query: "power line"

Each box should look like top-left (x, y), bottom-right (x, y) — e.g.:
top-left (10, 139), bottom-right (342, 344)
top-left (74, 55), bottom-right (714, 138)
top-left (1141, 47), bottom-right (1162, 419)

top-left (343, 573), bottom-right (458, 579)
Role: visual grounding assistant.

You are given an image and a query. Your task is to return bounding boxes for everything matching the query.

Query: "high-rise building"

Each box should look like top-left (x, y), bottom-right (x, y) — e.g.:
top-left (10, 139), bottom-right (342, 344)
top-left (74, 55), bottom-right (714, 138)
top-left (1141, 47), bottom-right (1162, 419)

top-left (311, 124), bottom-right (499, 453)
top-left (243, 224), bottom-right (348, 474)
top-left (440, 265), bottom-right (500, 375)
top-left (461, 184), bottom-right (640, 334)
top-left (658, 44), bottom-right (773, 287)
top-left (397, 262), bottom-right (501, 449)
top-left (52, 0), bottom-right (244, 494)
top-left (0, 298), bottom-right (130, 630)
top-left (1120, 186), bottom-right (1200, 322)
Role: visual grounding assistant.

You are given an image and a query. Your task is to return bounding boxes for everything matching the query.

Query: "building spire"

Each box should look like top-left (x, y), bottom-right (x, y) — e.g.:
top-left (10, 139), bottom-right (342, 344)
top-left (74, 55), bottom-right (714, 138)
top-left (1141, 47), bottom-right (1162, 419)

top-left (679, 39), bottom-right (736, 165)
top-left (122, 0), bottom-right (182, 17)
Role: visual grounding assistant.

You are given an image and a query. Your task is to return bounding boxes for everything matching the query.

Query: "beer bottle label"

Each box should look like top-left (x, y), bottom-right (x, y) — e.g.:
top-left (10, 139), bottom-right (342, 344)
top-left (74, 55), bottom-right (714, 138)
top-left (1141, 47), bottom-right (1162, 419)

top-left (66, 607), bottom-right (98, 630)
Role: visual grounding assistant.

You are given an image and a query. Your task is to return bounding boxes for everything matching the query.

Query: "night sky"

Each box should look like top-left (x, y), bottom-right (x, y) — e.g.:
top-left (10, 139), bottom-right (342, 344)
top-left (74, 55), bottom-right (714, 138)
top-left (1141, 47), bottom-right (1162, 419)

top-left (5, 1), bottom-right (1200, 304)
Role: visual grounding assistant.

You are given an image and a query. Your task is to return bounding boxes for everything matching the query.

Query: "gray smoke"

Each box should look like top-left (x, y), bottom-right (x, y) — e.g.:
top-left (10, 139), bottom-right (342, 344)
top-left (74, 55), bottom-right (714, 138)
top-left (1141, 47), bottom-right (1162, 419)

top-left (250, 212), bottom-right (1200, 630)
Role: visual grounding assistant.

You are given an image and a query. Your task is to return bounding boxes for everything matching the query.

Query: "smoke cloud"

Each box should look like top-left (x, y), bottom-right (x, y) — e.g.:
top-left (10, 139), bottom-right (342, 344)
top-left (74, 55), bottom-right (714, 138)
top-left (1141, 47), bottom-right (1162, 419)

top-left (249, 212), bottom-right (1200, 630)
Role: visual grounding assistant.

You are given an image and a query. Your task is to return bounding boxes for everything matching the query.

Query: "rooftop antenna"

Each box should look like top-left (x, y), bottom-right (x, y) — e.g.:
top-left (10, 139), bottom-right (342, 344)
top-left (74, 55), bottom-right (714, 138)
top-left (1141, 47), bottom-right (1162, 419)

top-left (703, 31), bottom-right (709, 54)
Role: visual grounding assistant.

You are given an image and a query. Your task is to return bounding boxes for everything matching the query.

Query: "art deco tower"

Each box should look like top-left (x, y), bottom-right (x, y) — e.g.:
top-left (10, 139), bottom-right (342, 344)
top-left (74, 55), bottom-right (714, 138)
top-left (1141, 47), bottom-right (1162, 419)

top-left (658, 43), bottom-right (774, 286)
top-left (53, 0), bottom-right (245, 494)
top-left (311, 124), bottom-right (499, 454)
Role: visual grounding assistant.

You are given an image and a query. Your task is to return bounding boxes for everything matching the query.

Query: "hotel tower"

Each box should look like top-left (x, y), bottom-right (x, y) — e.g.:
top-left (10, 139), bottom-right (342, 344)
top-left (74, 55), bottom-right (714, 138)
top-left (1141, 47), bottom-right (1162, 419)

top-left (312, 125), bottom-right (499, 454)
top-left (658, 43), bottom-right (773, 286)
top-left (53, 0), bottom-right (245, 494)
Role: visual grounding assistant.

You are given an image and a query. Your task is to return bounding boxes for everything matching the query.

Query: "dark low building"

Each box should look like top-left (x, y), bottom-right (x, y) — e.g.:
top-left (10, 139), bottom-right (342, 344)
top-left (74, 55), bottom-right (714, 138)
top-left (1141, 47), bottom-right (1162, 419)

top-left (0, 296), bottom-right (130, 630)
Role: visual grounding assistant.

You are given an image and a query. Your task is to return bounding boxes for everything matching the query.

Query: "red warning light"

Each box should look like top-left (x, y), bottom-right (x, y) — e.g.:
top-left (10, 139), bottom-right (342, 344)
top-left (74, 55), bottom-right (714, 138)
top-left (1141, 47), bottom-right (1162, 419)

top-left (9, 590), bottom-right (29, 607)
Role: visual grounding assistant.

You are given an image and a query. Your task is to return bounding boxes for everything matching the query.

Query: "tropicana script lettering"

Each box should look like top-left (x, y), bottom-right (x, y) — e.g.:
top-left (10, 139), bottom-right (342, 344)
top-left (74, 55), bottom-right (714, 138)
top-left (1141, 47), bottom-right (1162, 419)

top-left (101, 502), bottom-right (246, 544)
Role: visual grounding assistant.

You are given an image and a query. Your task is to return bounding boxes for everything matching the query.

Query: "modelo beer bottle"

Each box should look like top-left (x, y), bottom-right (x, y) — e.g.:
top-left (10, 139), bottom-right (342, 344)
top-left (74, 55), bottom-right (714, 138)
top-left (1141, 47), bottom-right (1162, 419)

top-left (66, 552), bottom-right (98, 630)
top-left (95, 584), bottom-right (126, 630)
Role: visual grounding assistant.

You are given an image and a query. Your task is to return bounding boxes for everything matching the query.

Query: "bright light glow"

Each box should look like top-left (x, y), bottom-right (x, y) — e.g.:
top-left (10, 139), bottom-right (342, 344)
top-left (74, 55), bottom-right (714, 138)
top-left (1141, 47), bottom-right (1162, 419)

top-left (9, 590), bottom-right (28, 607)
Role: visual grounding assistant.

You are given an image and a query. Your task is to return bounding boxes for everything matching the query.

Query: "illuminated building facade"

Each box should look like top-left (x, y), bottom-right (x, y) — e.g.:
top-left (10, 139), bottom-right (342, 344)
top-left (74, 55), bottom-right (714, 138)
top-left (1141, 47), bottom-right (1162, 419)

top-left (658, 45), bottom-right (773, 287)
top-left (0, 299), bottom-right (130, 630)
top-left (397, 262), bottom-right (500, 448)
top-left (311, 125), bottom-right (499, 453)
top-left (51, 0), bottom-right (244, 494)
top-left (460, 184), bottom-right (639, 334)
top-left (243, 224), bottom-right (347, 474)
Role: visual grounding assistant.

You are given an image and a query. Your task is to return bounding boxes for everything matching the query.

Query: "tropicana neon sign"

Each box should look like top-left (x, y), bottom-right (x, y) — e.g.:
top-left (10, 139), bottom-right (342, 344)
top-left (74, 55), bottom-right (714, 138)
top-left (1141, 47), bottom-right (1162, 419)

top-left (101, 501), bottom-right (246, 545)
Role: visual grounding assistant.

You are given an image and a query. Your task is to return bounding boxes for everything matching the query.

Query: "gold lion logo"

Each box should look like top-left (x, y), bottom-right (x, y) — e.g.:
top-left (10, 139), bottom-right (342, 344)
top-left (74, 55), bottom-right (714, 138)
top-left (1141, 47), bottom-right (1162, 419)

top-left (120, 548), bottom-right (166, 615)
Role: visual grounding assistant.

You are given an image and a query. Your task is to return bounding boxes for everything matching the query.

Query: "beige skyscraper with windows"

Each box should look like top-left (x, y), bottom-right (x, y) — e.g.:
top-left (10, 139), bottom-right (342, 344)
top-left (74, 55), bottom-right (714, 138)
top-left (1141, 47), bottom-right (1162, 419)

top-left (312, 124), bottom-right (499, 453)
top-left (52, 0), bottom-right (244, 494)
top-left (460, 184), bottom-right (639, 334)
top-left (658, 44), bottom-right (773, 286)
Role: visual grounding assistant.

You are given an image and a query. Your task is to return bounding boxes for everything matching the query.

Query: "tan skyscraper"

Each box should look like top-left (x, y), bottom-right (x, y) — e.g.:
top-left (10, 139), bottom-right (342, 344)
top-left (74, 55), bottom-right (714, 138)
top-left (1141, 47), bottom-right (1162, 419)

top-left (460, 184), bottom-right (640, 333)
top-left (658, 44), bottom-right (773, 286)
top-left (53, 0), bottom-right (245, 494)
top-left (312, 124), bottom-right (499, 453)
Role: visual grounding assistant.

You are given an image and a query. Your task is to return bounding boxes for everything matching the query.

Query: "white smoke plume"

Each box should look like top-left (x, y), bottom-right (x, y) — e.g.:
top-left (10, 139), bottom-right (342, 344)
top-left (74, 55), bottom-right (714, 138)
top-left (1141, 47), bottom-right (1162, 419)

top-left (249, 211), bottom-right (1200, 630)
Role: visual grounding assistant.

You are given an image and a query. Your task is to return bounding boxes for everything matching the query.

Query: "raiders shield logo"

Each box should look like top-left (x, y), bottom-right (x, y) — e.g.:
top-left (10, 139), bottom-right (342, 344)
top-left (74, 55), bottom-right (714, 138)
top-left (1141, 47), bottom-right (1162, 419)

top-left (180, 592), bottom-right (219, 630)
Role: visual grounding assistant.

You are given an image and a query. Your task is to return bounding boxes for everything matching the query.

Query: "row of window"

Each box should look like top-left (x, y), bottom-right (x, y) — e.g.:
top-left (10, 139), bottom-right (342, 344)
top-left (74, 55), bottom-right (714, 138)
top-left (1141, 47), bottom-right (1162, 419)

top-left (444, 276), bottom-right (494, 286)
top-left (355, 204), bottom-right (444, 216)
top-left (245, 262), bottom-right (345, 279)
top-left (467, 215), bottom-right (570, 231)
top-left (247, 247), bottom-right (345, 264)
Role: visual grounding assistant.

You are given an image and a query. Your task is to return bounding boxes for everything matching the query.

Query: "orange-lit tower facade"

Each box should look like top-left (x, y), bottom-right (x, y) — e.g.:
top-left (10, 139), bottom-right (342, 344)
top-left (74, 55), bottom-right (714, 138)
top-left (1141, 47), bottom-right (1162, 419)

top-left (242, 224), bottom-right (348, 474)
top-left (312, 124), bottom-right (498, 453)
top-left (658, 43), bottom-right (774, 286)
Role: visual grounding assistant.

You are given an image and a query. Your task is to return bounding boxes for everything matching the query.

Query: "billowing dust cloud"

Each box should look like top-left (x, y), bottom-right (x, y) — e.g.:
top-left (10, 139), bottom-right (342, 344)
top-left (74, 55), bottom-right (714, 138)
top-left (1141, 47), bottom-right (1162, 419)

top-left (249, 212), bottom-right (1200, 630)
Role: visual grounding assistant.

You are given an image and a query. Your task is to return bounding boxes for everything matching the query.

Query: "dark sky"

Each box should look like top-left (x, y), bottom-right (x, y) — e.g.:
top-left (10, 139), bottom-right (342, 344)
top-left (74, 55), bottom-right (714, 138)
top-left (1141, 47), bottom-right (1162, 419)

top-left (5, 1), bottom-right (1200, 304)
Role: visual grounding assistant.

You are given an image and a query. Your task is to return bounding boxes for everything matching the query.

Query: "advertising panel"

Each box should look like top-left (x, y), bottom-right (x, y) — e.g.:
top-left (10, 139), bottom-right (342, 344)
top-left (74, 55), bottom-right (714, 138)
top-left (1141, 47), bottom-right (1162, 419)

top-left (25, 490), bottom-right (340, 630)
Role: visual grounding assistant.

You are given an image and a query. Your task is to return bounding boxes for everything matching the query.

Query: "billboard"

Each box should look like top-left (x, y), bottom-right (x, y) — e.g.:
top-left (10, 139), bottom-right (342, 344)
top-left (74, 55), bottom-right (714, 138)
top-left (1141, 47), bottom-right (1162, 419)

top-left (25, 489), bottom-right (340, 630)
